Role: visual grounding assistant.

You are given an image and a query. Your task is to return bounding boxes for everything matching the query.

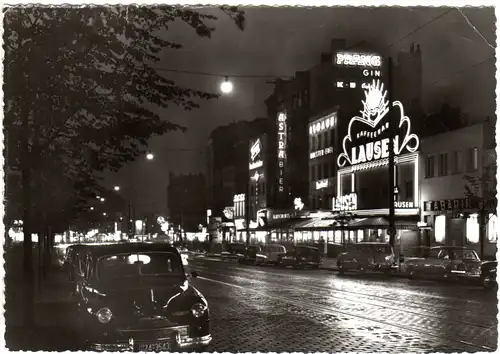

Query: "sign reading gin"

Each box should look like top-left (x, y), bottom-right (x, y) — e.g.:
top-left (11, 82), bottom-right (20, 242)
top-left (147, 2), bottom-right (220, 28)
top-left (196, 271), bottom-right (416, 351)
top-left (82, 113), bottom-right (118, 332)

top-left (277, 112), bottom-right (287, 193)
top-left (337, 79), bottom-right (420, 168)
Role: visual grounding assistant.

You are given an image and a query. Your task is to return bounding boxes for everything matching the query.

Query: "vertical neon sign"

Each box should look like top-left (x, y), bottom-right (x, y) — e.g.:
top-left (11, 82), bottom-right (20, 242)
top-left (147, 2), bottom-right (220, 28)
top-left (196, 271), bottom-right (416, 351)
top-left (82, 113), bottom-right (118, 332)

top-left (277, 112), bottom-right (287, 193)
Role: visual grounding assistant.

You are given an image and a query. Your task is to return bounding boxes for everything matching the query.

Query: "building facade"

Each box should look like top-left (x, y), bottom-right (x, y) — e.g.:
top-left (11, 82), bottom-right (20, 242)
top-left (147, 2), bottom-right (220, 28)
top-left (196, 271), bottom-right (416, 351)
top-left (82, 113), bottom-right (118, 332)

top-left (420, 120), bottom-right (497, 259)
top-left (167, 172), bottom-right (206, 233)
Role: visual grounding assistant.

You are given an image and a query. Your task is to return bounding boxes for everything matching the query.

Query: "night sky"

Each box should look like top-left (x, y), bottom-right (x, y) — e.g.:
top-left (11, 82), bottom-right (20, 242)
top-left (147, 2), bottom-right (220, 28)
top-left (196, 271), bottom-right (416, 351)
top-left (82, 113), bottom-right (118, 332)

top-left (102, 6), bottom-right (496, 216)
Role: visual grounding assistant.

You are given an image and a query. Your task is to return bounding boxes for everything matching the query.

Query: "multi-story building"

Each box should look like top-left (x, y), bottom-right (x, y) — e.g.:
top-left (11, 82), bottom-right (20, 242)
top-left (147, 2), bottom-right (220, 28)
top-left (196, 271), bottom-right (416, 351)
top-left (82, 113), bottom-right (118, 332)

top-left (167, 172), bottom-right (206, 233)
top-left (420, 119), bottom-right (497, 259)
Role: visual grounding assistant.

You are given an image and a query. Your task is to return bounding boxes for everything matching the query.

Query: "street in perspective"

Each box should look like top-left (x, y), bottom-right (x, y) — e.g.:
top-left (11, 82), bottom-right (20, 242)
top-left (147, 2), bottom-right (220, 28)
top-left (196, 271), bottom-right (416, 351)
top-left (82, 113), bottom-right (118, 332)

top-left (3, 4), bottom-right (498, 353)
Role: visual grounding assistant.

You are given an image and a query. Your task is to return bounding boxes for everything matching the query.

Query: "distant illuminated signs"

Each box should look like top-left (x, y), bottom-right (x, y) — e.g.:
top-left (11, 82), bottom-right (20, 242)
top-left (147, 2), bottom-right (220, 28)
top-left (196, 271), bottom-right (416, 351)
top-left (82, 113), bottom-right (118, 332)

top-left (337, 79), bottom-right (420, 168)
top-left (249, 138), bottom-right (263, 170)
top-left (362, 69), bottom-right (382, 78)
top-left (277, 112), bottom-right (287, 193)
top-left (335, 53), bottom-right (382, 68)
top-left (310, 147), bottom-right (334, 160)
top-left (309, 112), bottom-right (337, 135)
top-left (332, 193), bottom-right (357, 211)
top-left (294, 198), bottom-right (304, 211)
top-left (223, 207), bottom-right (234, 220)
top-left (316, 179), bottom-right (329, 190)
top-left (233, 194), bottom-right (246, 203)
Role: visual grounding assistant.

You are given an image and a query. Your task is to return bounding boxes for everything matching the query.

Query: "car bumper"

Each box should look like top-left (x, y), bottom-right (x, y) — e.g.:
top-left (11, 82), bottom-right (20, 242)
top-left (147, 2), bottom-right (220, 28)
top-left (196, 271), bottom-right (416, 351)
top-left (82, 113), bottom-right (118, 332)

top-left (90, 334), bottom-right (212, 352)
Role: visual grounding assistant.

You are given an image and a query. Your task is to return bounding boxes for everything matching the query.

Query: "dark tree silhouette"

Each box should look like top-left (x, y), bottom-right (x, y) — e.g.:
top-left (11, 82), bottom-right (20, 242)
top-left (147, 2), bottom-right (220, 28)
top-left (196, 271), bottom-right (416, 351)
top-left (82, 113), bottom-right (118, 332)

top-left (3, 5), bottom-right (245, 328)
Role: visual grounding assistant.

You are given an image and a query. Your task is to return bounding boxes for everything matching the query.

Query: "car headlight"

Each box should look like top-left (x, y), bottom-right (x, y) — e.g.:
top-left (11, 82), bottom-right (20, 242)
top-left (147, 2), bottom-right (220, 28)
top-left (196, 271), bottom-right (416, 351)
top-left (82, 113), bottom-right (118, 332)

top-left (96, 307), bottom-right (113, 324)
top-left (191, 302), bottom-right (207, 318)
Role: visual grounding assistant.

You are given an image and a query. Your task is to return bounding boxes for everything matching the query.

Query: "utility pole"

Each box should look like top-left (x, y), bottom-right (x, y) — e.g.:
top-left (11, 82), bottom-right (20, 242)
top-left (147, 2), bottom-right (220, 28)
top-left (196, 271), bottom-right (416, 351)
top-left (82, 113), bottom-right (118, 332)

top-left (387, 57), bottom-right (397, 246)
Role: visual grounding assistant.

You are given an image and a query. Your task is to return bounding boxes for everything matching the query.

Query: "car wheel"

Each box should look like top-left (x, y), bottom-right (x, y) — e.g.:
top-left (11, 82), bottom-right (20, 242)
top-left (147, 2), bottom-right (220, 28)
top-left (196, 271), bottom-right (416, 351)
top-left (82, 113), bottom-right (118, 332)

top-left (483, 275), bottom-right (497, 290)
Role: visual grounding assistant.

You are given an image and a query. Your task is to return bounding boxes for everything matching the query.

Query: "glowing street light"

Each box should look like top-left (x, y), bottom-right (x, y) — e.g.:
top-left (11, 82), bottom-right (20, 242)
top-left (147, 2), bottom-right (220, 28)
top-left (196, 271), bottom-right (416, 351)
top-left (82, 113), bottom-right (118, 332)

top-left (114, 185), bottom-right (120, 191)
top-left (146, 152), bottom-right (154, 160)
top-left (96, 196), bottom-right (101, 199)
top-left (103, 212), bottom-right (107, 216)
top-left (220, 77), bottom-right (233, 94)
top-left (100, 197), bottom-right (105, 202)
top-left (90, 206), bottom-right (94, 210)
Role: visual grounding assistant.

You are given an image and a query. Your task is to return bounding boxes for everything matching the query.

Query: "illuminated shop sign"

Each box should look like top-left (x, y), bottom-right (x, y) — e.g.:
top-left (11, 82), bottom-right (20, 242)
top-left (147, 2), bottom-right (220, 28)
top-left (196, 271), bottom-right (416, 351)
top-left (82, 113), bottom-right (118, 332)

top-left (310, 147), bottom-right (334, 160)
top-left (249, 138), bottom-right (263, 170)
top-left (309, 112), bottom-right (337, 135)
top-left (394, 201), bottom-right (414, 208)
top-left (423, 198), bottom-right (473, 212)
top-left (294, 198), bottom-right (304, 211)
top-left (273, 213), bottom-right (291, 220)
top-left (332, 193), bottom-right (358, 211)
top-left (335, 53), bottom-right (382, 68)
top-left (233, 194), bottom-right (246, 203)
top-left (337, 79), bottom-right (420, 168)
top-left (223, 207), bottom-right (234, 220)
top-left (277, 112), bottom-right (287, 193)
top-left (316, 179), bottom-right (329, 190)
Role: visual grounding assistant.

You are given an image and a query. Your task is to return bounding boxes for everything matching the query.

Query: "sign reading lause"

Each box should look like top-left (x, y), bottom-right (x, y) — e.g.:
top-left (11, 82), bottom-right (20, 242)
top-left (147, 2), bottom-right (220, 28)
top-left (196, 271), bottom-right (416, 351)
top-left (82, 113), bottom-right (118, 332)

top-left (337, 79), bottom-right (420, 168)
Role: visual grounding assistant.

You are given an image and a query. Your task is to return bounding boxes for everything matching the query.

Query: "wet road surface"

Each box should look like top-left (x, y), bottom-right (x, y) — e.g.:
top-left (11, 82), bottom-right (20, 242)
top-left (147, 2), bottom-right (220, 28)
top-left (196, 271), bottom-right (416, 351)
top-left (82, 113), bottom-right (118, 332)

top-left (188, 256), bottom-right (498, 353)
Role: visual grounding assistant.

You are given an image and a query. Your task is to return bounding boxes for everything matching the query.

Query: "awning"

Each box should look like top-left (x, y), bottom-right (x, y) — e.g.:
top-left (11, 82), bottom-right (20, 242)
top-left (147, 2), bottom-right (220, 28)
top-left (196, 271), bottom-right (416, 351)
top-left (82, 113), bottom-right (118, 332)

top-left (296, 218), bottom-right (339, 230)
top-left (253, 218), bottom-right (312, 231)
top-left (348, 217), bottom-right (419, 231)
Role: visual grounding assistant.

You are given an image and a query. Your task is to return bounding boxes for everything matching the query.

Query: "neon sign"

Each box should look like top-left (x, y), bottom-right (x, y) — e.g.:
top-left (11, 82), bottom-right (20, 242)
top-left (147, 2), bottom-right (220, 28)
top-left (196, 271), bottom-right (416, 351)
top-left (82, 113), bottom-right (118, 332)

top-left (310, 147), bottom-right (334, 160)
top-left (395, 201), bottom-right (414, 208)
top-left (332, 193), bottom-right (357, 211)
top-left (249, 138), bottom-right (263, 170)
top-left (309, 112), bottom-right (337, 135)
top-left (277, 112), bottom-right (287, 193)
top-left (233, 194), bottom-right (245, 203)
top-left (337, 79), bottom-right (420, 168)
top-left (316, 179), bottom-right (329, 190)
top-left (294, 198), bottom-right (304, 211)
top-left (335, 53), bottom-right (382, 68)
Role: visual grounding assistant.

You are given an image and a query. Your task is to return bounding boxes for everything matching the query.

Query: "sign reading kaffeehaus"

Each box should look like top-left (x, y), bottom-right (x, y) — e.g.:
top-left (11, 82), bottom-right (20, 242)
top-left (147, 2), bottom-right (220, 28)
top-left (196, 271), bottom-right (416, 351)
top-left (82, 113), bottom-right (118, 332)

top-left (423, 198), bottom-right (475, 212)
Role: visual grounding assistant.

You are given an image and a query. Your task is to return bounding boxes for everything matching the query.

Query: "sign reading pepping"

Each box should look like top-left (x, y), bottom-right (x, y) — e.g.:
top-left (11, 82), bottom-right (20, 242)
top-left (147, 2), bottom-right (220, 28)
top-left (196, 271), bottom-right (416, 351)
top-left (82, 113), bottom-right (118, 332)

top-left (337, 79), bottom-right (420, 168)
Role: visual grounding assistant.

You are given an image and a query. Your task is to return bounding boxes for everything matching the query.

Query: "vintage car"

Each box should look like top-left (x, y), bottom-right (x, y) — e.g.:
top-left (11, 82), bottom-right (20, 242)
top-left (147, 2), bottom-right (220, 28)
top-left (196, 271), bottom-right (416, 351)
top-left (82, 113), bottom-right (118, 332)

top-left (72, 242), bottom-right (211, 352)
top-left (405, 246), bottom-right (482, 281)
top-left (238, 245), bottom-right (263, 265)
top-left (337, 242), bottom-right (398, 275)
top-left (221, 243), bottom-right (247, 261)
top-left (64, 244), bottom-right (92, 282)
top-left (255, 244), bottom-right (287, 266)
top-left (480, 260), bottom-right (497, 289)
top-left (277, 245), bottom-right (321, 269)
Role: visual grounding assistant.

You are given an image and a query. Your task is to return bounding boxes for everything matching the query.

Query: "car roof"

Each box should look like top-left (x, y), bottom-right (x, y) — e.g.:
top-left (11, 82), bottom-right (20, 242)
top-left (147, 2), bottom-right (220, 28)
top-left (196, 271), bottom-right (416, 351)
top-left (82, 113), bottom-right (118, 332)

top-left (87, 242), bottom-right (180, 258)
top-left (296, 245), bottom-right (318, 249)
top-left (355, 242), bottom-right (391, 246)
top-left (430, 246), bottom-right (473, 250)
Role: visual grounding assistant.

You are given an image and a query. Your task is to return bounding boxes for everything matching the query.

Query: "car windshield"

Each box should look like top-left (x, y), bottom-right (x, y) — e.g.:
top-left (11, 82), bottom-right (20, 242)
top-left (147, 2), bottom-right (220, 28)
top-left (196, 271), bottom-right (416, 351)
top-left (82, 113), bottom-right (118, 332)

top-left (97, 252), bottom-right (183, 280)
top-left (356, 244), bottom-right (391, 253)
top-left (450, 249), bottom-right (479, 261)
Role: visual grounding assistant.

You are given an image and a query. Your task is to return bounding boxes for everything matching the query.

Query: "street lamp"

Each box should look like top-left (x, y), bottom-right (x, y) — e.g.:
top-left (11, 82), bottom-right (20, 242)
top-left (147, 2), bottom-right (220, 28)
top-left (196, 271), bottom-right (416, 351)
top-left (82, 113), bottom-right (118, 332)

top-left (103, 212), bottom-right (107, 216)
top-left (100, 197), bottom-right (105, 202)
top-left (146, 152), bottom-right (154, 160)
top-left (220, 77), bottom-right (233, 94)
top-left (114, 185), bottom-right (120, 191)
top-left (90, 206), bottom-right (94, 211)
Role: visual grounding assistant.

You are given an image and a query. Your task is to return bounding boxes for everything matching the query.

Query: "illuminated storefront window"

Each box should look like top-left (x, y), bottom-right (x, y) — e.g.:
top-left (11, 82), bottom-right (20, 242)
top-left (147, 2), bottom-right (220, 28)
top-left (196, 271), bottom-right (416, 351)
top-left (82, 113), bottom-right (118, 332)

top-left (334, 230), bottom-right (342, 244)
top-left (488, 214), bottom-right (498, 242)
top-left (357, 230), bottom-right (364, 243)
top-left (313, 231), bottom-right (320, 241)
top-left (466, 214), bottom-right (479, 244)
top-left (434, 215), bottom-right (446, 243)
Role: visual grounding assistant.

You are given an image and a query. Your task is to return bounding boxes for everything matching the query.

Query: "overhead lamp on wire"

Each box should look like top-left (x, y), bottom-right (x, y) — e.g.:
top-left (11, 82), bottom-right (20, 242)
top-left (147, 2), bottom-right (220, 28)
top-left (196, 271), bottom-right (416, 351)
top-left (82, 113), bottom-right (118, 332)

top-left (220, 77), bottom-right (233, 94)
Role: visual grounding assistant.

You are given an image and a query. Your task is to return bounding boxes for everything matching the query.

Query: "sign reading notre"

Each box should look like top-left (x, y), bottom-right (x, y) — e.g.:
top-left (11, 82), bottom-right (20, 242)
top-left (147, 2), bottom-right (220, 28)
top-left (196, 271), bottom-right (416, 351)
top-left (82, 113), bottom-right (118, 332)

top-left (277, 112), bottom-right (287, 193)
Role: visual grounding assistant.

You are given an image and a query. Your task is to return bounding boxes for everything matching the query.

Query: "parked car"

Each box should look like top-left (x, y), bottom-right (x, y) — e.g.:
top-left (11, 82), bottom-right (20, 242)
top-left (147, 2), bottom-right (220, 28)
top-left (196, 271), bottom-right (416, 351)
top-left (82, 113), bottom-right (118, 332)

top-left (221, 243), bottom-right (247, 261)
top-left (480, 260), bottom-right (497, 289)
top-left (64, 244), bottom-right (92, 282)
top-left (238, 245), bottom-right (263, 265)
top-left (277, 245), bottom-right (321, 269)
top-left (255, 244), bottom-right (287, 266)
top-left (72, 242), bottom-right (211, 352)
top-left (405, 246), bottom-right (482, 281)
top-left (337, 242), bottom-right (398, 275)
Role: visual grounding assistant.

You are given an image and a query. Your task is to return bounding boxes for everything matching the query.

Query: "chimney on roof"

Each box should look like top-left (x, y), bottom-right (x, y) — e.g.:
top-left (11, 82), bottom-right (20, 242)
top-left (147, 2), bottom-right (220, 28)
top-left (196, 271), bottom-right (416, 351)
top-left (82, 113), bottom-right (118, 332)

top-left (320, 52), bottom-right (331, 64)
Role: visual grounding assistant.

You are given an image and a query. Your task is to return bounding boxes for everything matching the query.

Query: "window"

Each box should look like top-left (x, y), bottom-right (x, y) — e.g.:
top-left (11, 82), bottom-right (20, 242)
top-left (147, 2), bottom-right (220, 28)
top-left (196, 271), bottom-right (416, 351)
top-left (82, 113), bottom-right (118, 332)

top-left (434, 215), bottom-right (446, 243)
top-left (466, 147), bottom-right (478, 172)
top-left (466, 214), bottom-right (479, 243)
top-left (323, 163), bottom-right (329, 178)
top-left (451, 150), bottom-right (463, 174)
top-left (318, 164), bottom-right (323, 180)
top-left (488, 214), bottom-right (498, 242)
top-left (425, 155), bottom-right (435, 178)
top-left (309, 137), bottom-right (314, 152)
top-left (327, 130), bottom-right (332, 147)
top-left (318, 134), bottom-right (323, 150)
top-left (292, 94), bottom-right (297, 108)
top-left (303, 89), bottom-right (309, 104)
top-left (404, 181), bottom-right (412, 199)
top-left (298, 92), bottom-right (303, 107)
top-left (323, 132), bottom-right (328, 149)
top-left (310, 166), bottom-right (315, 181)
top-left (438, 153), bottom-right (448, 176)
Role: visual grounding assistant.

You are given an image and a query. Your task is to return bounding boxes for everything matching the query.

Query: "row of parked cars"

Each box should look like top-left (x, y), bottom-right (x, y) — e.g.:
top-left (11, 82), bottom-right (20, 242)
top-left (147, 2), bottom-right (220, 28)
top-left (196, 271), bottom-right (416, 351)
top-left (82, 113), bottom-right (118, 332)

top-left (221, 243), bottom-right (323, 269)
top-left (221, 242), bottom-right (497, 289)
top-left (62, 242), bottom-right (212, 352)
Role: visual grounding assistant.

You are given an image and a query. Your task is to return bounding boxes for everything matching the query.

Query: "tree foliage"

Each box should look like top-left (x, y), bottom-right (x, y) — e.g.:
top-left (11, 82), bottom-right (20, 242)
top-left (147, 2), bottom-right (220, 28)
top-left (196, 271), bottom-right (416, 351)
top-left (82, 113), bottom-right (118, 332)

top-left (3, 6), bottom-right (245, 231)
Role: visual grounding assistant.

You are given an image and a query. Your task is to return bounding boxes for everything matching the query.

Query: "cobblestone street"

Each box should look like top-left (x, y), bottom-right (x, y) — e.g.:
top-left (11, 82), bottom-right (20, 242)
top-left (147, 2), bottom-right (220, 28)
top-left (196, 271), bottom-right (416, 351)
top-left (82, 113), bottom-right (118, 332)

top-left (188, 257), bottom-right (498, 353)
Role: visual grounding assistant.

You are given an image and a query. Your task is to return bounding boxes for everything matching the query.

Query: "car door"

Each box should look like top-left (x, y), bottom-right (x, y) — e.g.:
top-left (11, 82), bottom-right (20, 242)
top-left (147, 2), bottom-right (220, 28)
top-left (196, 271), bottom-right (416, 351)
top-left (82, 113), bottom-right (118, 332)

top-left (415, 249), bottom-right (441, 276)
top-left (432, 249), bottom-right (452, 277)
